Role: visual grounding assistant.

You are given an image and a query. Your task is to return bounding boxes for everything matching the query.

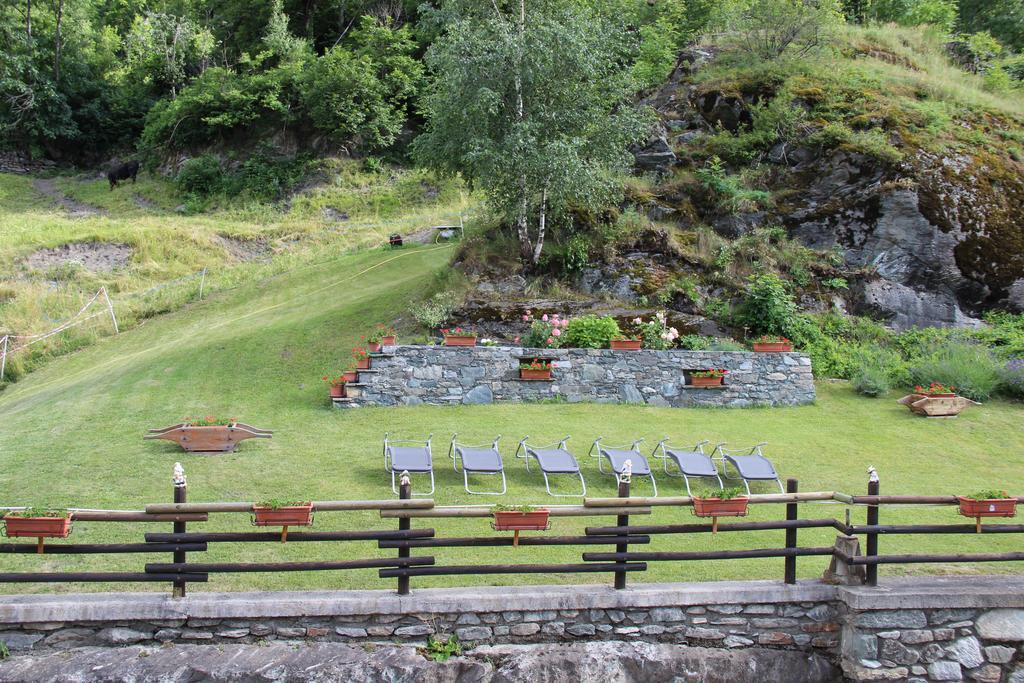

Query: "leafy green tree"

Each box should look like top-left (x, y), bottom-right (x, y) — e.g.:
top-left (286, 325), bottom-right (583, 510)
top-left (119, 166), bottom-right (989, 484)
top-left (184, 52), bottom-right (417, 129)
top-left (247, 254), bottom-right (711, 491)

top-left (413, 0), bottom-right (650, 265)
top-left (960, 0), bottom-right (1024, 52)
top-left (719, 0), bottom-right (845, 60)
top-left (867, 0), bottom-right (957, 31)
top-left (125, 12), bottom-right (216, 97)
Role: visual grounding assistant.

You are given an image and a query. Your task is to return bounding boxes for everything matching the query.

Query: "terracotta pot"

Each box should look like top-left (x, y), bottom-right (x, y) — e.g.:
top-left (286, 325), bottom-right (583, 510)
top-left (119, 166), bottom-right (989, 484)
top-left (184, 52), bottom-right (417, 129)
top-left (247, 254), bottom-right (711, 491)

top-left (520, 368), bottom-right (552, 380)
top-left (367, 342), bottom-right (382, 353)
top-left (958, 497), bottom-right (1017, 518)
top-left (610, 339), bottom-right (642, 350)
top-left (342, 371), bottom-right (358, 382)
top-left (753, 342), bottom-right (793, 353)
top-left (692, 497), bottom-right (749, 518)
top-left (355, 357), bottom-right (371, 370)
top-left (3, 516), bottom-right (72, 538)
top-left (444, 335), bottom-right (477, 347)
top-left (253, 505), bottom-right (314, 527)
top-left (493, 510), bottom-right (550, 531)
top-left (380, 335), bottom-right (396, 345)
top-left (690, 375), bottom-right (724, 387)
top-left (329, 384), bottom-right (345, 399)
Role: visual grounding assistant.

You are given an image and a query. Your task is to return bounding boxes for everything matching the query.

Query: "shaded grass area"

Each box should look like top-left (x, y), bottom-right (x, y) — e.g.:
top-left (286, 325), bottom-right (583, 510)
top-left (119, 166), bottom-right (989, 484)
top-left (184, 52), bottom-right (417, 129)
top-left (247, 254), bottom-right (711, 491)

top-left (0, 244), bottom-right (1022, 594)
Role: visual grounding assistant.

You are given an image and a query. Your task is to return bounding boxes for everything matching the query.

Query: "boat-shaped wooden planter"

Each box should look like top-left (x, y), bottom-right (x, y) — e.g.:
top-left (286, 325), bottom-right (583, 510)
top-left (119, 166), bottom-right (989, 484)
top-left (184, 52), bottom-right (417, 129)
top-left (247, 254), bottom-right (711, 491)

top-left (145, 423), bottom-right (273, 453)
top-left (898, 394), bottom-right (980, 418)
top-left (2, 515), bottom-right (72, 553)
top-left (957, 497), bottom-right (1017, 533)
top-left (492, 509), bottom-right (550, 546)
top-left (252, 504), bottom-right (314, 542)
top-left (610, 339), bottom-right (642, 350)
top-left (691, 496), bottom-right (749, 533)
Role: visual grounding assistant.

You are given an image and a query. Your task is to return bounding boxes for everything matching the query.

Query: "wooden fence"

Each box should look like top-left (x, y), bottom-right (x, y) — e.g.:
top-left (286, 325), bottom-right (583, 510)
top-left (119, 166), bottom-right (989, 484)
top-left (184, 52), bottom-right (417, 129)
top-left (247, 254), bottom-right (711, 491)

top-left (3, 472), bottom-right (1024, 596)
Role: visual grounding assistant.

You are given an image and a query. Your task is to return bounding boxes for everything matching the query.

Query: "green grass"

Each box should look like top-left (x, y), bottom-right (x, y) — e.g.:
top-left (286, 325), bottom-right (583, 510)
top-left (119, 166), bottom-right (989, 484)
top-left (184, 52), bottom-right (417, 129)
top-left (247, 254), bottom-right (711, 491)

top-left (0, 242), bottom-right (1022, 594)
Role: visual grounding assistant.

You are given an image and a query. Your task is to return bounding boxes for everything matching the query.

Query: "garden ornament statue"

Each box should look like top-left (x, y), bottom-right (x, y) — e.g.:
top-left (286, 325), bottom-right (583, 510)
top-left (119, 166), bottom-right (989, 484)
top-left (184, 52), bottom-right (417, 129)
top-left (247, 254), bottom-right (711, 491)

top-left (173, 462), bottom-right (186, 488)
top-left (618, 459), bottom-right (633, 485)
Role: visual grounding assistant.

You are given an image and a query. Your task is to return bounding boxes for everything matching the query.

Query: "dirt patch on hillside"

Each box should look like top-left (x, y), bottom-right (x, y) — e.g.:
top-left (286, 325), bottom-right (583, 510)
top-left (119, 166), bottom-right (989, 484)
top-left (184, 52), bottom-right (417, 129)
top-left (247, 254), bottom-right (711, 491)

top-left (215, 235), bottom-right (269, 262)
top-left (32, 178), bottom-right (105, 217)
top-left (132, 194), bottom-right (160, 210)
top-left (23, 242), bottom-right (132, 272)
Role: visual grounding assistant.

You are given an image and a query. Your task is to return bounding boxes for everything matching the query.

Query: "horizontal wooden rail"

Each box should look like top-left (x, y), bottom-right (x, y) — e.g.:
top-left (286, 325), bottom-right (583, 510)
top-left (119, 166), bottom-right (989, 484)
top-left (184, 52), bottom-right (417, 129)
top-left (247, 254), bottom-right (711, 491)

top-left (586, 519), bottom-right (842, 536)
top-left (851, 495), bottom-right (1024, 505)
top-left (583, 548), bottom-right (835, 562)
top-left (380, 506), bottom-right (651, 519)
top-left (851, 524), bottom-right (1024, 535)
top-left (836, 551), bottom-right (1024, 565)
top-left (145, 557), bottom-right (435, 574)
top-left (144, 499), bottom-right (434, 514)
top-left (0, 543), bottom-right (207, 554)
top-left (378, 535), bottom-right (651, 549)
top-left (145, 529), bottom-right (434, 544)
top-left (0, 572), bottom-right (209, 583)
top-left (583, 492), bottom-right (836, 507)
top-left (379, 562), bottom-right (647, 578)
top-left (70, 511), bottom-right (209, 523)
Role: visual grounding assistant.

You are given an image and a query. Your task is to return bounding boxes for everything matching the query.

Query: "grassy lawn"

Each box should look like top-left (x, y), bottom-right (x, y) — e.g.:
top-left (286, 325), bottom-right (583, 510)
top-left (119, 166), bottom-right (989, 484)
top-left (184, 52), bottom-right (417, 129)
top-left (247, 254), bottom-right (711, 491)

top-left (0, 243), bottom-right (1022, 594)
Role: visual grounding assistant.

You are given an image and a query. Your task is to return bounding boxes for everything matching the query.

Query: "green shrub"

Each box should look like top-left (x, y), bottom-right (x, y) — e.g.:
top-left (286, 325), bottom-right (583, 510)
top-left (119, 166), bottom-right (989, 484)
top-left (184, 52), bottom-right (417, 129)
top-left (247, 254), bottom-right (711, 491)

top-left (678, 334), bottom-right (714, 350)
top-left (176, 155), bottom-right (224, 197)
top-left (410, 292), bottom-right (459, 334)
top-left (737, 273), bottom-right (797, 337)
top-left (907, 342), bottom-right (1003, 401)
top-left (564, 315), bottom-right (620, 349)
top-left (999, 358), bottom-right (1024, 399)
top-left (708, 338), bottom-right (747, 352)
top-left (850, 347), bottom-right (906, 397)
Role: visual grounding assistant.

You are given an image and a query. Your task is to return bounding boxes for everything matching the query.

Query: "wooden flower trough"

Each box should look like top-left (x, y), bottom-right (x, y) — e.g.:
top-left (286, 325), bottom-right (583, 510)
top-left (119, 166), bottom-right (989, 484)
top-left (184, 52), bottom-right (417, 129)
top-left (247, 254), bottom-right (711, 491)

top-left (897, 394), bottom-right (980, 418)
top-left (145, 423), bottom-right (273, 453)
top-left (492, 509), bottom-right (550, 546)
top-left (691, 496), bottom-right (749, 533)
top-left (252, 503), bottom-right (314, 542)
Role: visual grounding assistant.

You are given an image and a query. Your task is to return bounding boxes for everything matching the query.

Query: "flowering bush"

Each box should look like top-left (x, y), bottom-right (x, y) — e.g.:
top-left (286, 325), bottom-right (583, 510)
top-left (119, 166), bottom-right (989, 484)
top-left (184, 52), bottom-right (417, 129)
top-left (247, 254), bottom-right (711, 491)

top-left (441, 326), bottom-right (476, 337)
top-left (691, 368), bottom-right (728, 379)
top-left (1001, 358), bottom-right (1024, 399)
top-left (519, 358), bottom-right (553, 371)
top-left (914, 382), bottom-right (956, 395)
top-left (634, 311), bottom-right (679, 350)
top-left (368, 323), bottom-right (397, 343)
top-left (183, 415), bottom-right (237, 426)
top-left (322, 374), bottom-right (347, 388)
top-left (517, 310), bottom-right (568, 349)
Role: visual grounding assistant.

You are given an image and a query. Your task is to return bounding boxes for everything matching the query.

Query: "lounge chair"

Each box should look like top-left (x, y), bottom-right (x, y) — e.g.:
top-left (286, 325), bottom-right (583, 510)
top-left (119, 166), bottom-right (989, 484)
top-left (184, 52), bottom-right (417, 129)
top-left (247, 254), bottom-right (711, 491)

top-left (712, 442), bottom-right (784, 494)
top-left (514, 436), bottom-right (586, 497)
top-left (651, 438), bottom-right (719, 496)
top-left (588, 438), bottom-right (657, 496)
top-left (448, 434), bottom-right (506, 495)
top-left (383, 433), bottom-right (434, 496)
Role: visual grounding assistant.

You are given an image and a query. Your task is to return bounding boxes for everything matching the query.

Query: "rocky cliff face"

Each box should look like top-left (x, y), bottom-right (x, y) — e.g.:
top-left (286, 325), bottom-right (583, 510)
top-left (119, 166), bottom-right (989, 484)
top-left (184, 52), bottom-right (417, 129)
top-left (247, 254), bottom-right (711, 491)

top-left (634, 48), bottom-right (1024, 330)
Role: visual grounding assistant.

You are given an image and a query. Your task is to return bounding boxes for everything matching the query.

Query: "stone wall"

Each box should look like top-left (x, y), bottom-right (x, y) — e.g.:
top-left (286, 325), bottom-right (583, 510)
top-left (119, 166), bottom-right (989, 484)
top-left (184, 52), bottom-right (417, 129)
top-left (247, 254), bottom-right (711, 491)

top-left (341, 346), bottom-right (815, 408)
top-left (2, 577), bottom-right (1023, 681)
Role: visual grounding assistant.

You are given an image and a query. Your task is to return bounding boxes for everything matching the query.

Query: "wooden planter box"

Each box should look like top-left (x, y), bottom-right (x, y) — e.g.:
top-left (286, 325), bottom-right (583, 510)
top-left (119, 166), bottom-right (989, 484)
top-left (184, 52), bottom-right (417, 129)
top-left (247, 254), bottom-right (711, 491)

top-left (355, 357), bottom-right (371, 370)
top-left (690, 376), bottom-right (724, 387)
top-left (610, 339), bottom-right (642, 350)
top-left (145, 423), bottom-right (273, 453)
top-left (753, 342), bottom-right (792, 353)
top-left (342, 371), bottom-right (358, 382)
top-left (329, 384), bottom-right (345, 399)
top-left (898, 394), bottom-right (978, 418)
top-left (520, 368), bottom-right (552, 381)
top-left (444, 335), bottom-right (477, 347)
top-left (3, 516), bottom-right (72, 539)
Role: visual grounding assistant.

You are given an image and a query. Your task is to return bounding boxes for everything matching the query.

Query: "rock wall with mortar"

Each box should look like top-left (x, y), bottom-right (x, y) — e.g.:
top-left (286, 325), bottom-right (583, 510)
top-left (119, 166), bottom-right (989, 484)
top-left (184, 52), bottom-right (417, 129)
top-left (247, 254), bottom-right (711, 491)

top-left (342, 346), bottom-right (815, 408)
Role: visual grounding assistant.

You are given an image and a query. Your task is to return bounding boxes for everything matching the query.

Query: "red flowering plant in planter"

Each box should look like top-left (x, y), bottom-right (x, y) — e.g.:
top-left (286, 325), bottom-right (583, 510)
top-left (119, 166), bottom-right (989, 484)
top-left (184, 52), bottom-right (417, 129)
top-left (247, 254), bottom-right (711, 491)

top-left (367, 323), bottom-right (398, 351)
top-left (352, 346), bottom-right (371, 370)
top-left (322, 374), bottom-right (347, 399)
top-left (752, 335), bottom-right (792, 352)
top-left (519, 357), bottom-right (553, 380)
top-left (183, 415), bottom-right (238, 426)
top-left (442, 326), bottom-right (477, 346)
top-left (690, 368), bottom-right (728, 387)
top-left (914, 382), bottom-right (956, 397)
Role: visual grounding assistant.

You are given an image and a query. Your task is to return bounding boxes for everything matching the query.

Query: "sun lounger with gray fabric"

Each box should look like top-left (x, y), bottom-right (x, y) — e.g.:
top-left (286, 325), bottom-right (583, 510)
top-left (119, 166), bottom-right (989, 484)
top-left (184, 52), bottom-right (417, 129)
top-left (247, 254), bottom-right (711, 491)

top-left (588, 437), bottom-right (657, 496)
top-left (448, 434), bottom-right (506, 495)
top-left (711, 442), bottom-right (784, 494)
top-left (651, 438), bottom-right (718, 496)
top-left (383, 433), bottom-right (434, 496)
top-left (514, 436), bottom-right (586, 497)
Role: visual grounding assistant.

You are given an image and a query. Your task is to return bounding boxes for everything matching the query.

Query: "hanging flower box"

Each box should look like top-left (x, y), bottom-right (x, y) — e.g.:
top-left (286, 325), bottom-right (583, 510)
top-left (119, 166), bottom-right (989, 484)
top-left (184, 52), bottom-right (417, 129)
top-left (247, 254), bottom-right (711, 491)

top-left (253, 503), bottom-right (314, 527)
top-left (610, 338), bottom-right (642, 350)
top-left (752, 336), bottom-right (792, 353)
top-left (690, 368), bottom-right (728, 387)
top-left (692, 496), bottom-right (749, 518)
top-left (442, 327), bottom-right (477, 347)
top-left (493, 509), bottom-right (550, 530)
top-left (2, 513), bottom-right (72, 539)
top-left (957, 491), bottom-right (1016, 533)
top-left (519, 358), bottom-right (553, 380)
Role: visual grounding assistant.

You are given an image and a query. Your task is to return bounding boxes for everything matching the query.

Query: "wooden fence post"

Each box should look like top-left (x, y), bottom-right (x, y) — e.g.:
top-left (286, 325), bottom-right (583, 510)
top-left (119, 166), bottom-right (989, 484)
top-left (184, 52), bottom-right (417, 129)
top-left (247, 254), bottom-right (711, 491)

top-left (866, 468), bottom-right (879, 587)
top-left (614, 463), bottom-right (632, 590)
top-left (397, 471), bottom-right (411, 596)
top-left (784, 478), bottom-right (798, 584)
top-left (172, 463), bottom-right (187, 598)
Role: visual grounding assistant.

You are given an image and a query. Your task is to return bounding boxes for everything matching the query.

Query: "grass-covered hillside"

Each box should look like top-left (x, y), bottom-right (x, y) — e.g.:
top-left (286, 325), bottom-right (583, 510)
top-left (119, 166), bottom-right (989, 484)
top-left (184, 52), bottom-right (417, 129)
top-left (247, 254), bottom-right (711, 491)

top-left (0, 241), bottom-right (1022, 593)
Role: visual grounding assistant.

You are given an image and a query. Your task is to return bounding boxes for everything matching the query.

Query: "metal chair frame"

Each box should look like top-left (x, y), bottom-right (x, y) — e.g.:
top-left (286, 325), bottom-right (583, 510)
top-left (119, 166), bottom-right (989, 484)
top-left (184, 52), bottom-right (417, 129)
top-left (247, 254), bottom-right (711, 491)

top-left (513, 435), bottom-right (586, 498)
top-left (710, 442), bottom-right (784, 495)
top-left (588, 437), bottom-right (657, 497)
top-left (383, 432), bottom-right (434, 497)
top-left (448, 433), bottom-right (507, 496)
top-left (651, 438), bottom-right (719, 496)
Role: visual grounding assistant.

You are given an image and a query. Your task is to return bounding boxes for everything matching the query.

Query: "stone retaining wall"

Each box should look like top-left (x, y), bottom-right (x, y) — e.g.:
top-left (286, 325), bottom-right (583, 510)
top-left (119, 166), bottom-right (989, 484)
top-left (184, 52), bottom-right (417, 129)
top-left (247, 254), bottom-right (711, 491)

top-left (2, 577), bottom-right (1022, 682)
top-left (341, 346), bottom-right (816, 408)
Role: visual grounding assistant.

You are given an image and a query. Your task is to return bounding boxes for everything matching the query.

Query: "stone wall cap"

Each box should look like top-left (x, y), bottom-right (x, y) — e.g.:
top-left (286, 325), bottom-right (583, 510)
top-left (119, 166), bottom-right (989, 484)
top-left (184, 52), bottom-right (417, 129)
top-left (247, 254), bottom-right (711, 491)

top-left (839, 576), bottom-right (1024, 610)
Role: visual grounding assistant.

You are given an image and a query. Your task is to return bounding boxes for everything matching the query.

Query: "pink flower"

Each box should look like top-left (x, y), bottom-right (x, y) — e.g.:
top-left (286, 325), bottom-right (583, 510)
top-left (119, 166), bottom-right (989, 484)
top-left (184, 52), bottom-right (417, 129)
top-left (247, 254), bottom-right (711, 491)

top-left (542, 314), bottom-right (549, 322)
top-left (522, 314), bottom-right (529, 321)
top-left (560, 319), bottom-right (569, 328)
top-left (552, 328), bottom-right (561, 337)
top-left (514, 336), bottom-right (521, 343)
top-left (547, 337), bottom-right (554, 344)
top-left (633, 317), bottom-right (643, 325)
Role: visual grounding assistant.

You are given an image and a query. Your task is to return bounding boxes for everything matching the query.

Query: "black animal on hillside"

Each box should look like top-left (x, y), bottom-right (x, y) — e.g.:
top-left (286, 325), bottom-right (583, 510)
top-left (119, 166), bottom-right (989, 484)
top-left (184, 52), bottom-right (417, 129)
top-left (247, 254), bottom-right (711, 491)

top-left (107, 160), bottom-right (140, 190)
